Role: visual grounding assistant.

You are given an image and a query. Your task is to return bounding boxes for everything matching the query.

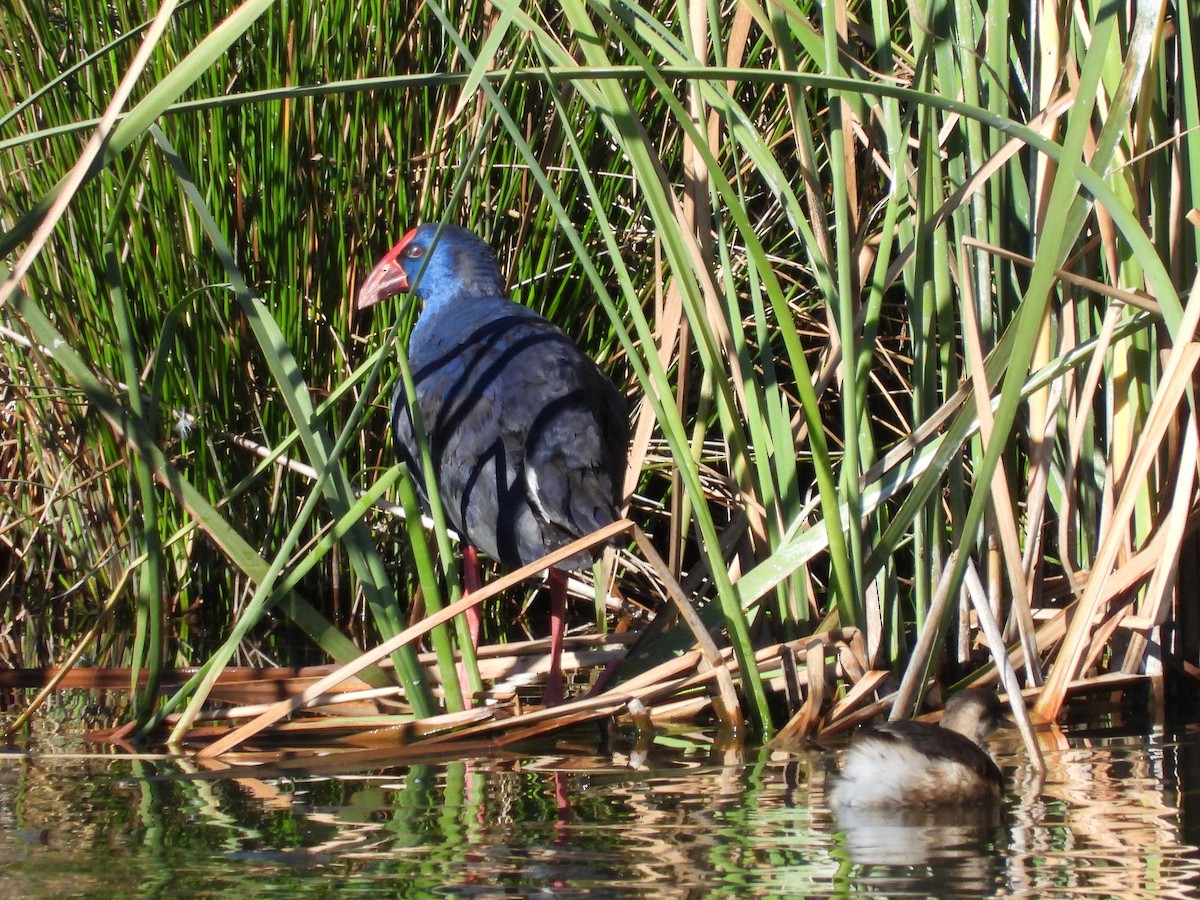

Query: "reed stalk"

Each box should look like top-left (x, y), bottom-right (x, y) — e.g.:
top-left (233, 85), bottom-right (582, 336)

top-left (0, 0), bottom-right (1193, 737)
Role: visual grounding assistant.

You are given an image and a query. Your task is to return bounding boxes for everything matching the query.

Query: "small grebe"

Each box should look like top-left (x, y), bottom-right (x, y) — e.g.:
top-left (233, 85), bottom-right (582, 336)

top-left (829, 689), bottom-right (1011, 808)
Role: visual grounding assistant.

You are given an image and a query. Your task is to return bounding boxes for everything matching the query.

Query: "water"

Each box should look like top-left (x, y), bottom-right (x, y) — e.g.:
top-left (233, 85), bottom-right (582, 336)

top-left (4, 700), bottom-right (1200, 897)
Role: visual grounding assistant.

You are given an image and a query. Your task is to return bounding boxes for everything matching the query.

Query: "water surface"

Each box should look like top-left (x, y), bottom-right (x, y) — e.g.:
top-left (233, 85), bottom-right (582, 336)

top-left (3, 697), bottom-right (1199, 897)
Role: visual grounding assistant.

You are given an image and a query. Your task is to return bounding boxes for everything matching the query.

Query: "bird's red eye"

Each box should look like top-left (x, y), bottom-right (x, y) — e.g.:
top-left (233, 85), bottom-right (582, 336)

top-left (405, 245), bottom-right (424, 260)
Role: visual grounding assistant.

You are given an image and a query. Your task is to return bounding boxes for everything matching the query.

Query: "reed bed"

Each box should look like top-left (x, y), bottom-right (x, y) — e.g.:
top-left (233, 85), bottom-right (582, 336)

top-left (0, 0), bottom-right (1196, 752)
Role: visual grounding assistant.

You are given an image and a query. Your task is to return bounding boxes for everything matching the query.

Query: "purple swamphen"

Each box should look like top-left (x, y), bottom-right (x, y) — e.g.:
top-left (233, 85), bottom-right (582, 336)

top-left (357, 223), bottom-right (629, 706)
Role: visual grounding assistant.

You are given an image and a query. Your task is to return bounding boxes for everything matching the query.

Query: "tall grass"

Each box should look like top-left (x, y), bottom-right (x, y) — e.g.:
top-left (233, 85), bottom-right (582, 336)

top-left (0, 0), bottom-right (1194, 737)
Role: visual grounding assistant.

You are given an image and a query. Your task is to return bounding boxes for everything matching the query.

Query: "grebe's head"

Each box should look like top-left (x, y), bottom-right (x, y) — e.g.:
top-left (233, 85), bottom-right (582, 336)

top-left (940, 689), bottom-right (1013, 746)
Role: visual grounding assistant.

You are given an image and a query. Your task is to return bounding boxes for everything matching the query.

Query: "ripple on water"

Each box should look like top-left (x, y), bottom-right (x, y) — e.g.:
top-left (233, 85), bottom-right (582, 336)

top-left (2, 713), bottom-right (1200, 897)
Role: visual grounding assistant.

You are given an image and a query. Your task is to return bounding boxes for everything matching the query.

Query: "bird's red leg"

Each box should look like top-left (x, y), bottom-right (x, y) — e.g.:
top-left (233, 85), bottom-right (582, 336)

top-left (543, 567), bottom-right (568, 706)
top-left (457, 545), bottom-right (484, 709)
top-left (463, 544), bottom-right (483, 645)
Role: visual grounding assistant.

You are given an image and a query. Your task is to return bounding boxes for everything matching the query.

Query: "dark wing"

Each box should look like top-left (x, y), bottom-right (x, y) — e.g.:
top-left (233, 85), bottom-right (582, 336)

top-left (868, 721), bottom-right (1004, 793)
top-left (517, 334), bottom-right (628, 538)
top-left (408, 309), bottom-right (627, 568)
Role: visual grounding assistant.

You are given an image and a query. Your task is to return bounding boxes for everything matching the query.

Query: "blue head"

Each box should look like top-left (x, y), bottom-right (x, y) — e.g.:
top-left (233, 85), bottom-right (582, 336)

top-left (356, 223), bottom-right (505, 315)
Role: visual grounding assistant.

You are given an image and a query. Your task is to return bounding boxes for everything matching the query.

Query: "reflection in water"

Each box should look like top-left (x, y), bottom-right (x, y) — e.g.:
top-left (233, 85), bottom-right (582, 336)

top-left (2, 716), bottom-right (1200, 896)
top-left (832, 802), bottom-right (1002, 869)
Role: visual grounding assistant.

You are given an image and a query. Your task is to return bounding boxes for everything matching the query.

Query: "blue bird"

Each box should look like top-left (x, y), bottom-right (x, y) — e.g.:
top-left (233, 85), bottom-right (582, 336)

top-left (357, 223), bottom-right (629, 706)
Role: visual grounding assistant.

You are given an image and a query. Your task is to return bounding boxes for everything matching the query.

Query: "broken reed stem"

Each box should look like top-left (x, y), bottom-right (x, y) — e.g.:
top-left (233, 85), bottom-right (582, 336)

top-left (197, 519), bottom-right (635, 756)
top-left (890, 551), bottom-right (960, 720)
top-left (964, 558), bottom-right (1046, 776)
top-left (630, 524), bottom-right (744, 732)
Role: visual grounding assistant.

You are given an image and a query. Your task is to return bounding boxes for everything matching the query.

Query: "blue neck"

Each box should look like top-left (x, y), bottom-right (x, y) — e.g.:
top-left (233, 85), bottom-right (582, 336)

top-left (411, 228), bottom-right (506, 316)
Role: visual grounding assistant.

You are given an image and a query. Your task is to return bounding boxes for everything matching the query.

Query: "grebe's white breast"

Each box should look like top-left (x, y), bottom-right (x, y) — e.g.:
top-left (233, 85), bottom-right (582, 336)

top-left (829, 690), bottom-right (1009, 809)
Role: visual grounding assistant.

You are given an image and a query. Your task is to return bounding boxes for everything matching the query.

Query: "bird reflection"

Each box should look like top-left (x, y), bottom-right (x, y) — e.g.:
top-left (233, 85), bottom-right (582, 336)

top-left (835, 801), bottom-right (1000, 856)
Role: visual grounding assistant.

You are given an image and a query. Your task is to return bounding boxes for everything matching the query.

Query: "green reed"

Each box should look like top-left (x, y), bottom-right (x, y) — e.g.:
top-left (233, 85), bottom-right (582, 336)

top-left (0, 0), bottom-right (1194, 734)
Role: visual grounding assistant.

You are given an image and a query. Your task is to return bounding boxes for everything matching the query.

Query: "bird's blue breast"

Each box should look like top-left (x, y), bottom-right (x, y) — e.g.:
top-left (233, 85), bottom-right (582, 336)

top-left (394, 295), bottom-right (625, 569)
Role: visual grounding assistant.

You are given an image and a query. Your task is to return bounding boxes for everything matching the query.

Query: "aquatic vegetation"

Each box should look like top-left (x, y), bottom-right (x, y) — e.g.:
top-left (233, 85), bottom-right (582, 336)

top-left (0, 0), bottom-right (1195, 750)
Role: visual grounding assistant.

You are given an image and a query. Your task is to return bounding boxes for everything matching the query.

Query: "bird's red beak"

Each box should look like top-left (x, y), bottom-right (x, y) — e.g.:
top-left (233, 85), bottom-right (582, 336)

top-left (356, 227), bottom-right (418, 311)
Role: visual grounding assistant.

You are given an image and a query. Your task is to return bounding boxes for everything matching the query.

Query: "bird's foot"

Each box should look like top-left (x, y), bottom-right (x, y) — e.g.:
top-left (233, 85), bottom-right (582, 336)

top-left (541, 678), bottom-right (565, 708)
